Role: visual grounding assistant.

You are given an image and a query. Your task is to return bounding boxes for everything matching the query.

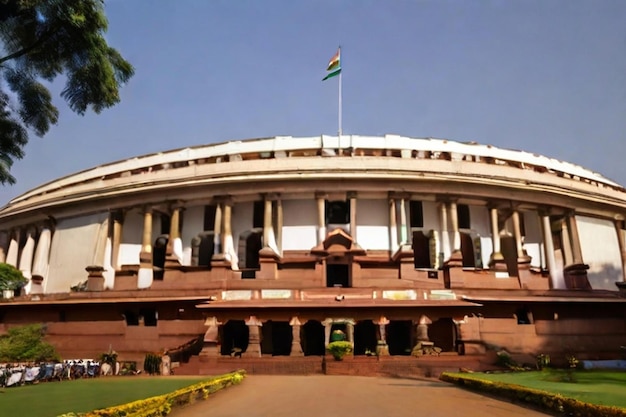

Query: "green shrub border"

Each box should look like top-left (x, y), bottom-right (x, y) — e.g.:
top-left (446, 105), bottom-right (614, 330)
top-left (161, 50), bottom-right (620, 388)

top-left (58, 370), bottom-right (246, 417)
top-left (440, 372), bottom-right (626, 417)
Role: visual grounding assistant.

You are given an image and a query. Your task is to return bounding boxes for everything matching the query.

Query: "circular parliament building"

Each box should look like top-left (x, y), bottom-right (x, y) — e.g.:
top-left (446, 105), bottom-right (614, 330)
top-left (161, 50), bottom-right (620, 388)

top-left (1, 135), bottom-right (625, 375)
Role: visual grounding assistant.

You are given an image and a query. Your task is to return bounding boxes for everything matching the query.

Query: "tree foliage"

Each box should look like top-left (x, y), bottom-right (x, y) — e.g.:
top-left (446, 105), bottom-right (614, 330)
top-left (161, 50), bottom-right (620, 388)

top-left (0, 323), bottom-right (60, 362)
top-left (0, 262), bottom-right (27, 290)
top-left (0, 0), bottom-right (134, 184)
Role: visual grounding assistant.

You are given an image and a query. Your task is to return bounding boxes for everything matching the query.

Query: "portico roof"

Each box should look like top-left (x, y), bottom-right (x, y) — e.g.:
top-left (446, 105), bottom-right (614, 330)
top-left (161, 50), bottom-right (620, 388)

top-left (196, 299), bottom-right (482, 309)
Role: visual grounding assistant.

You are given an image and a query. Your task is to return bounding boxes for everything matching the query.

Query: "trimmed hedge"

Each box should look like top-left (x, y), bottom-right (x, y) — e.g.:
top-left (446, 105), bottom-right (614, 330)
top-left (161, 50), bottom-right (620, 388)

top-left (440, 372), bottom-right (626, 417)
top-left (58, 370), bottom-right (246, 417)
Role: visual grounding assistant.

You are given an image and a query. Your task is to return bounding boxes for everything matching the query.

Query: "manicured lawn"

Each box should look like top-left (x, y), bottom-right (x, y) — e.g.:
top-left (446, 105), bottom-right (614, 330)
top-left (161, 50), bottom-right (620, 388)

top-left (470, 370), bottom-right (626, 409)
top-left (0, 376), bottom-right (210, 417)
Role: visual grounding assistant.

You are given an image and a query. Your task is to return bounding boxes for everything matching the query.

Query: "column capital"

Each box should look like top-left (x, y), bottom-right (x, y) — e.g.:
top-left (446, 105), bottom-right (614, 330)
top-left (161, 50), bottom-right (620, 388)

top-left (388, 191), bottom-right (411, 200)
top-left (212, 195), bottom-right (234, 206)
top-left (245, 315), bottom-right (263, 326)
top-left (263, 193), bottom-right (281, 201)
top-left (167, 200), bottom-right (186, 211)
top-left (347, 191), bottom-right (358, 199)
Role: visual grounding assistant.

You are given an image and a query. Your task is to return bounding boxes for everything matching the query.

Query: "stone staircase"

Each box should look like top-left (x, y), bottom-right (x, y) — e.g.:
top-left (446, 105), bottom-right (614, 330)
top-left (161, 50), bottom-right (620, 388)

top-left (174, 353), bottom-right (495, 378)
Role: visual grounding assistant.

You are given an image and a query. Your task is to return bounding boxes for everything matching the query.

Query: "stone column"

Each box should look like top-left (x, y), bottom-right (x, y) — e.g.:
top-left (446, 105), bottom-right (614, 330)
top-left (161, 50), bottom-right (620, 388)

top-left (346, 321), bottom-right (355, 346)
top-left (138, 208), bottom-right (154, 289)
top-left (213, 202), bottom-right (223, 255)
top-left (375, 316), bottom-right (390, 356)
top-left (400, 198), bottom-right (409, 245)
top-left (488, 207), bottom-right (506, 270)
top-left (563, 211), bottom-right (590, 288)
top-left (541, 213), bottom-right (560, 289)
top-left (289, 317), bottom-right (304, 356)
top-left (262, 196), bottom-right (279, 254)
top-left (416, 315), bottom-right (432, 342)
top-left (165, 205), bottom-right (183, 266)
top-left (200, 316), bottom-right (222, 357)
top-left (447, 201), bottom-right (463, 265)
top-left (6, 229), bottom-right (20, 267)
top-left (18, 227), bottom-right (36, 281)
top-left (349, 192), bottom-right (357, 240)
top-left (614, 220), bottom-right (626, 283)
top-left (439, 203), bottom-right (451, 263)
top-left (31, 225), bottom-right (52, 294)
top-left (244, 316), bottom-right (263, 357)
top-left (512, 210), bottom-right (531, 266)
top-left (389, 197), bottom-right (399, 254)
top-left (323, 318), bottom-right (332, 347)
top-left (566, 212), bottom-right (584, 265)
top-left (111, 211), bottom-right (123, 271)
top-left (276, 198), bottom-right (283, 254)
top-left (222, 201), bottom-right (239, 269)
top-left (0, 231), bottom-right (7, 263)
top-left (317, 194), bottom-right (326, 244)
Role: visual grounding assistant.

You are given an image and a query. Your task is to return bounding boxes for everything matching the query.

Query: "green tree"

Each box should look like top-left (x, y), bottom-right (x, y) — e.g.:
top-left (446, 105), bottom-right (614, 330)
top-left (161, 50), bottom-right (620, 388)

top-left (0, 323), bottom-right (60, 362)
top-left (0, 262), bottom-right (27, 291)
top-left (0, 0), bottom-right (134, 184)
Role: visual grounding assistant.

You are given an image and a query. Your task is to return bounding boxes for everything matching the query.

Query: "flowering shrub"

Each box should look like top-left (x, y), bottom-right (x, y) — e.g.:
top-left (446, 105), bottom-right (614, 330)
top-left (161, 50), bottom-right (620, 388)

top-left (327, 341), bottom-right (353, 361)
top-left (61, 370), bottom-right (246, 417)
top-left (440, 373), bottom-right (626, 417)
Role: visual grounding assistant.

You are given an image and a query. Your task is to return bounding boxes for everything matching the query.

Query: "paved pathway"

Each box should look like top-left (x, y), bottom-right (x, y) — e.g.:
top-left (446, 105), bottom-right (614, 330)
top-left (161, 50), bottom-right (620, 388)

top-left (169, 375), bottom-right (550, 417)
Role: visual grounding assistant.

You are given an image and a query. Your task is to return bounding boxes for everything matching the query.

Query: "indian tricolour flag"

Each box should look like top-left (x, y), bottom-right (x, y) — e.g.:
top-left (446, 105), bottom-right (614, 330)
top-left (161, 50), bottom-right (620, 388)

top-left (323, 48), bottom-right (341, 81)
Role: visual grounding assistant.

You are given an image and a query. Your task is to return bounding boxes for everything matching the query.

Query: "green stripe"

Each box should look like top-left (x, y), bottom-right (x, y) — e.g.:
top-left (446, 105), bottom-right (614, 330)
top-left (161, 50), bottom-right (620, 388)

top-left (322, 68), bottom-right (341, 81)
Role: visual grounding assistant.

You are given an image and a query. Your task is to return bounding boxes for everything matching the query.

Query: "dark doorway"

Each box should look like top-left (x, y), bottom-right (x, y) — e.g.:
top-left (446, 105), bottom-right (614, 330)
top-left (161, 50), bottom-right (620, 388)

top-left (153, 235), bottom-right (168, 280)
top-left (198, 233), bottom-right (214, 267)
top-left (261, 321), bottom-right (292, 356)
top-left (220, 320), bottom-right (249, 355)
top-left (238, 229), bottom-right (263, 278)
top-left (354, 320), bottom-right (377, 355)
top-left (412, 231), bottom-right (431, 268)
top-left (501, 235), bottom-right (519, 277)
top-left (302, 320), bottom-right (325, 356)
top-left (386, 320), bottom-right (412, 355)
top-left (326, 263), bottom-right (350, 287)
top-left (429, 318), bottom-right (456, 352)
top-left (460, 232), bottom-right (476, 268)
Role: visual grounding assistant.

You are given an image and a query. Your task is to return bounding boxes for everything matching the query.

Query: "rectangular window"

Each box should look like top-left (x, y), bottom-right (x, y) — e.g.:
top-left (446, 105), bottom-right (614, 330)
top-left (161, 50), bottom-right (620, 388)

top-left (409, 201), bottom-right (424, 228)
top-left (326, 200), bottom-right (350, 224)
top-left (458, 204), bottom-right (471, 229)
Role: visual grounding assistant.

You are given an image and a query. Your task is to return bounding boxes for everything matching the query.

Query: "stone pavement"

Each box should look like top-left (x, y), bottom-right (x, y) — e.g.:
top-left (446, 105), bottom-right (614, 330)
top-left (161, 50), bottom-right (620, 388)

top-left (169, 375), bottom-right (550, 417)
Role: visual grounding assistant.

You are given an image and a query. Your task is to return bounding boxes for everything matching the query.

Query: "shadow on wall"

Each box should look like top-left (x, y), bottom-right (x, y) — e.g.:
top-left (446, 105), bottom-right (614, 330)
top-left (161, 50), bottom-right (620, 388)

top-left (588, 263), bottom-right (623, 291)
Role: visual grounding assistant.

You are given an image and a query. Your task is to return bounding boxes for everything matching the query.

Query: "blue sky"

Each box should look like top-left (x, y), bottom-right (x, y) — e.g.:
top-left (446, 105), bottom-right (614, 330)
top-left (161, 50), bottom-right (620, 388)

top-left (1, 0), bottom-right (625, 204)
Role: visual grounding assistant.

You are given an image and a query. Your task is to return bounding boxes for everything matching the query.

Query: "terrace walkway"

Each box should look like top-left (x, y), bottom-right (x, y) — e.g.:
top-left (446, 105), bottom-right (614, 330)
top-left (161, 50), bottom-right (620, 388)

top-left (170, 375), bottom-right (550, 417)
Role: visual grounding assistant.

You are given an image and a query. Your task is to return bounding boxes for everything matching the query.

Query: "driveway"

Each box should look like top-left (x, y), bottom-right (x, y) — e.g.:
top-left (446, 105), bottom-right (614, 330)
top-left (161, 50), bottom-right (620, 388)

top-left (169, 375), bottom-right (549, 417)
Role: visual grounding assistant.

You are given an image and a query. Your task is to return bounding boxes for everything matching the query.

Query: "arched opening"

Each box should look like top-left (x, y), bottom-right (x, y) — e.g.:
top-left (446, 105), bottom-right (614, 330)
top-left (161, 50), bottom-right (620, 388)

top-left (261, 320), bottom-right (293, 356)
top-left (302, 320), bottom-right (325, 356)
top-left (220, 320), bottom-right (249, 356)
top-left (386, 320), bottom-right (412, 355)
top-left (428, 318), bottom-right (456, 352)
top-left (412, 231), bottom-right (431, 268)
top-left (153, 235), bottom-right (168, 280)
top-left (237, 229), bottom-right (263, 279)
top-left (353, 320), bottom-right (377, 355)
top-left (460, 232), bottom-right (475, 268)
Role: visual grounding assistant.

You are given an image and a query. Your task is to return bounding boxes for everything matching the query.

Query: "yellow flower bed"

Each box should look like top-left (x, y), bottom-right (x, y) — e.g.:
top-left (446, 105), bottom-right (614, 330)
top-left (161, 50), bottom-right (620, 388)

top-left (58, 370), bottom-right (246, 417)
top-left (440, 372), bottom-right (626, 417)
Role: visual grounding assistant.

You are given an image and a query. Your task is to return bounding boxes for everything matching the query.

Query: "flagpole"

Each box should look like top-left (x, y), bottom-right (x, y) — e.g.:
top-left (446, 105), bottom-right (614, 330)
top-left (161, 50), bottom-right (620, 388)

top-left (338, 46), bottom-right (343, 153)
top-left (338, 70), bottom-right (342, 138)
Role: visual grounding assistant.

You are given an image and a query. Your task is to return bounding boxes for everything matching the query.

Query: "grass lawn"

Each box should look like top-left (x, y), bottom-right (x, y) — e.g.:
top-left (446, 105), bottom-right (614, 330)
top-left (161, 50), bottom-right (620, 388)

top-left (0, 376), bottom-right (211, 417)
top-left (469, 370), bottom-right (626, 409)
